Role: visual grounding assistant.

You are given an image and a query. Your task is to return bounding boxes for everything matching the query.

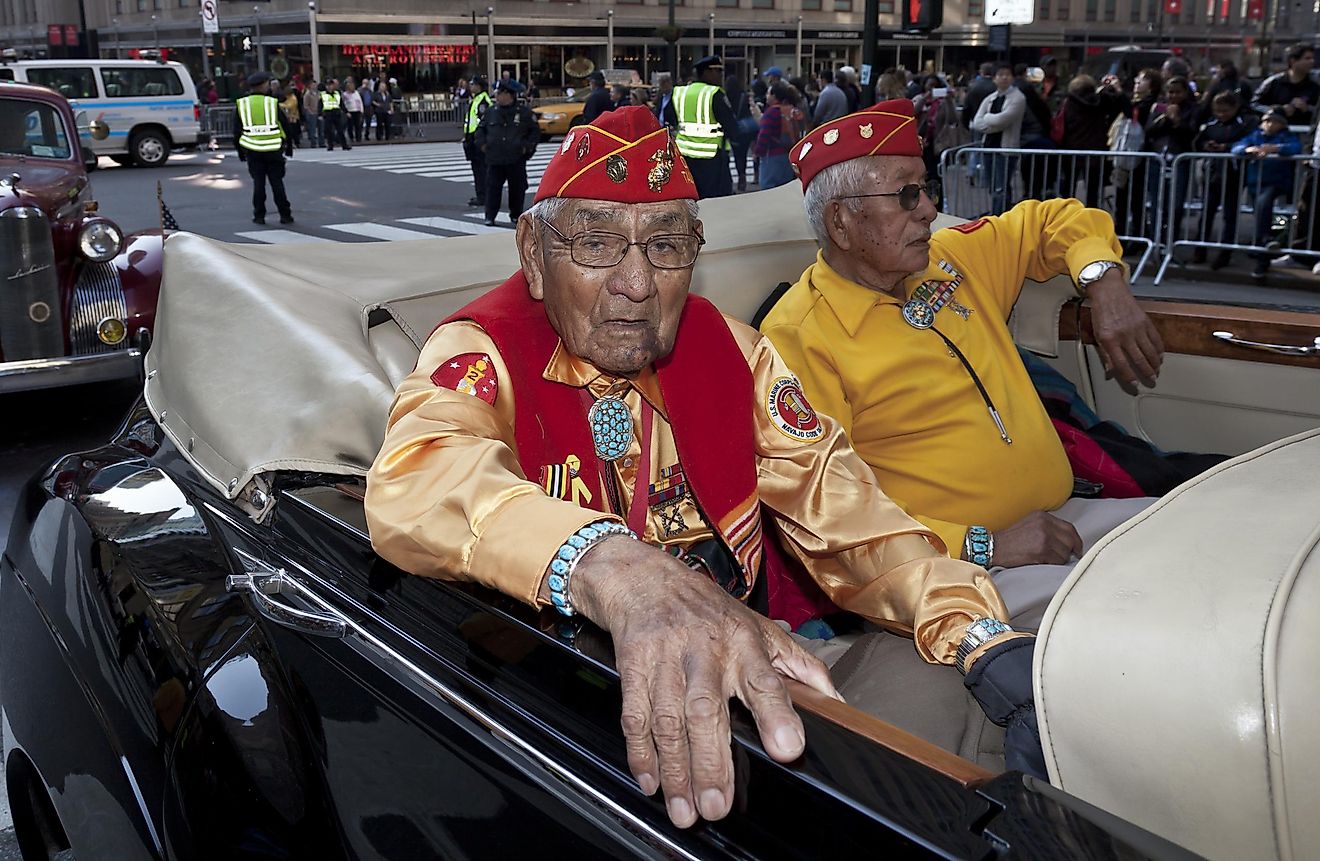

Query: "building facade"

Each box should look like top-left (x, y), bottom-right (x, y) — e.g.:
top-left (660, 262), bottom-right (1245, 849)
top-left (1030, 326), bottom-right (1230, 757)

top-left (2, 0), bottom-right (1316, 92)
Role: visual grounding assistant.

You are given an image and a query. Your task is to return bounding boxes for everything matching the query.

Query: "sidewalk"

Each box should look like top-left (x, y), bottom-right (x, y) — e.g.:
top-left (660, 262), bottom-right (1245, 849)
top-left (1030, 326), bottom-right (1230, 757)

top-left (1140, 254), bottom-right (1320, 311)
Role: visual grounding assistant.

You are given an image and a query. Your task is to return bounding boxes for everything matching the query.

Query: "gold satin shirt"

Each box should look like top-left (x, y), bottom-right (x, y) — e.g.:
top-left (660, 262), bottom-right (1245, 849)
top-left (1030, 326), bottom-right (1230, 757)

top-left (762, 198), bottom-right (1124, 554)
top-left (365, 313), bottom-right (1010, 665)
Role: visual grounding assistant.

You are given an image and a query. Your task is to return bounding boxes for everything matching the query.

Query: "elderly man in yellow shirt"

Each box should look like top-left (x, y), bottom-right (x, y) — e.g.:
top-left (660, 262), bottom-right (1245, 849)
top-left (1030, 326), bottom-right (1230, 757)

top-left (760, 99), bottom-right (1164, 624)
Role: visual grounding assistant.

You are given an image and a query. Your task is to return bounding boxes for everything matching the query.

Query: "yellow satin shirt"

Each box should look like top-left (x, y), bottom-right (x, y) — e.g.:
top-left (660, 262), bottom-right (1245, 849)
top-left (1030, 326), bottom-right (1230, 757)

top-left (365, 313), bottom-right (1010, 665)
top-left (761, 198), bottom-right (1124, 555)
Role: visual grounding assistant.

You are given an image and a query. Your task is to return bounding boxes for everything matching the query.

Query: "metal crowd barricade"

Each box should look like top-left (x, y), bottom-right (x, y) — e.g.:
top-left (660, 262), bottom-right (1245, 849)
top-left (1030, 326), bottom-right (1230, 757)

top-left (938, 146), bottom-right (1166, 282)
top-left (202, 104), bottom-right (237, 142)
top-left (1155, 151), bottom-right (1319, 284)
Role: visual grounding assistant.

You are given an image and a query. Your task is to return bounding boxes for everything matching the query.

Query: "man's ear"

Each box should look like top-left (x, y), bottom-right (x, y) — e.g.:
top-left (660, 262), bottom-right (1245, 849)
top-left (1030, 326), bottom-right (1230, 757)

top-left (825, 200), bottom-right (854, 252)
top-left (516, 216), bottom-right (546, 300)
top-left (692, 217), bottom-right (706, 244)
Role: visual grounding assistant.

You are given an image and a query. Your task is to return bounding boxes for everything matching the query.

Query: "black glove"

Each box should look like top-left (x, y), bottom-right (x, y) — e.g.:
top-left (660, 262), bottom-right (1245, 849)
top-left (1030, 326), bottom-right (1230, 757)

top-left (963, 636), bottom-right (1048, 779)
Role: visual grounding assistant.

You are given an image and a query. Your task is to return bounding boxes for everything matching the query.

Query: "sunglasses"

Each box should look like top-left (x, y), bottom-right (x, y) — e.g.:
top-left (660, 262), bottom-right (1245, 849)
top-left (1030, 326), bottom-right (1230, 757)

top-left (835, 179), bottom-right (941, 211)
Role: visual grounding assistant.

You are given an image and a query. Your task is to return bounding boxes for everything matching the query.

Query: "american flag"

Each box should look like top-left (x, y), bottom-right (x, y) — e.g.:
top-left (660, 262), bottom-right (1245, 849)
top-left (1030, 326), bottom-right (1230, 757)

top-left (156, 181), bottom-right (179, 232)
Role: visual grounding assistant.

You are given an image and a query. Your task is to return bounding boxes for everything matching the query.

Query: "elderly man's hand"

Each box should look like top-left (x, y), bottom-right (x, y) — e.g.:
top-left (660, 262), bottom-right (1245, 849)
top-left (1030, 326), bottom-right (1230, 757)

top-left (569, 536), bottom-right (840, 828)
top-left (1086, 269), bottom-right (1164, 388)
top-left (990, 510), bottom-right (1083, 568)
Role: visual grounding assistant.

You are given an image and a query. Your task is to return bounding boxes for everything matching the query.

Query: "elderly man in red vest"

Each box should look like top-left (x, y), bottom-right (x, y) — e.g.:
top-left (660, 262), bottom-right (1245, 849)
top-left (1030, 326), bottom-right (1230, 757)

top-left (366, 107), bottom-right (1041, 829)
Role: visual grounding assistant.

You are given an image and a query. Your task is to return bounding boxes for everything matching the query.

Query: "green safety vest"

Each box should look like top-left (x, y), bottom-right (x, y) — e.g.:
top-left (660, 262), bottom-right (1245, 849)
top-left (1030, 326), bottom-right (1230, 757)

top-left (674, 82), bottom-right (726, 160)
top-left (320, 90), bottom-right (342, 111)
top-left (237, 94), bottom-right (285, 153)
top-left (466, 91), bottom-right (492, 134)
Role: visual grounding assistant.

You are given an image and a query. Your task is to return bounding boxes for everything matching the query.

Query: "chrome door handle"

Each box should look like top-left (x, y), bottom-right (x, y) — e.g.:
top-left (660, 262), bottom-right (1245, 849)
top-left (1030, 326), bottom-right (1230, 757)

top-left (227, 550), bottom-right (348, 638)
top-left (1212, 331), bottom-right (1320, 357)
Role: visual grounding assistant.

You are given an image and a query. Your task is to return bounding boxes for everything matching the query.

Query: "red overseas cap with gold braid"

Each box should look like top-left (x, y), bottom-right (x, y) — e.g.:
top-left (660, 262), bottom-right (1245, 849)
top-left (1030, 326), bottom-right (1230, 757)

top-left (533, 106), bottom-right (698, 204)
top-left (789, 99), bottom-right (922, 190)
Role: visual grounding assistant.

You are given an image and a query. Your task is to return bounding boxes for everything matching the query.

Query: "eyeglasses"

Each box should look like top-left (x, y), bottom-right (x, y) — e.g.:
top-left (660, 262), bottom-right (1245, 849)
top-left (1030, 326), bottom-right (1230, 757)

top-left (539, 218), bottom-right (705, 270)
top-left (835, 180), bottom-right (941, 211)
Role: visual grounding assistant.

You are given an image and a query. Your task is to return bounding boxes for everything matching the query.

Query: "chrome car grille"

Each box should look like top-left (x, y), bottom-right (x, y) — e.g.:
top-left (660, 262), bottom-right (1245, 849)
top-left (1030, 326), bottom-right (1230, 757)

top-left (0, 206), bottom-right (64, 360)
top-left (69, 262), bottom-right (129, 355)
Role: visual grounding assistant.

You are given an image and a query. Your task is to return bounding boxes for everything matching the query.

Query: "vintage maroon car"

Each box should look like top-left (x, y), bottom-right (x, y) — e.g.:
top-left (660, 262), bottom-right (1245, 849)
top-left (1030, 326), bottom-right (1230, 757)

top-left (0, 79), bottom-right (162, 393)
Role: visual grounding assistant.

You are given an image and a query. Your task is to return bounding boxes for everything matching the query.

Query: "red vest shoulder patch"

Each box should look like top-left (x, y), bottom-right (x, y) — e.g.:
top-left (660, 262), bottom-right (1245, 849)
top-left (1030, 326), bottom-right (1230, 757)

top-left (431, 352), bottom-right (499, 406)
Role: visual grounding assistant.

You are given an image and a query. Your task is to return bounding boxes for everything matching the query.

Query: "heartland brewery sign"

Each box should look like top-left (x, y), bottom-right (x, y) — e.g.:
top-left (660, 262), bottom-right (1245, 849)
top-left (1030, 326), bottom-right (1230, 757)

top-left (340, 44), bottom-right (477, 64)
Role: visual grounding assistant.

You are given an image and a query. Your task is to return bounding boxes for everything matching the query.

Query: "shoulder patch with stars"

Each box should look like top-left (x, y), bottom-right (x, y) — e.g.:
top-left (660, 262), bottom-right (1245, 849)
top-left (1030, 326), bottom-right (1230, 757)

top-left (766, 375), bottom-right (823, 442)
top-left (948, 218), bottom-right (988, 234)
top-left (431, 352), bottom-right (499, 406)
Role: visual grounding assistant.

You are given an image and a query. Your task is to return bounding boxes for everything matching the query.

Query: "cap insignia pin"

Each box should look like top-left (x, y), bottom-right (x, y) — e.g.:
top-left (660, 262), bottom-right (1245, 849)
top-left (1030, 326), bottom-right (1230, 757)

top-left (799, 141), bottom-right (813, 159)
top-left (561, 130), bottom-right (576, 154)
top-left (859, 123), bottom-right (874, 139)
top-left (576, 132), bottom-right (591, 160)
top-left (605, 153), bottom-right (629, 184)
top-left (647, 148), bottom-right (674, 193)
top-left (823, 128), bottom-right (840, 145)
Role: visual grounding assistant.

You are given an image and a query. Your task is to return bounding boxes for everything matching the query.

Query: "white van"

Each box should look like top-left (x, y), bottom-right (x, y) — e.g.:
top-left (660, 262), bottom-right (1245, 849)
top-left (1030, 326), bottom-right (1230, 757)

top-left (0, 58), bottom-right (203, 167)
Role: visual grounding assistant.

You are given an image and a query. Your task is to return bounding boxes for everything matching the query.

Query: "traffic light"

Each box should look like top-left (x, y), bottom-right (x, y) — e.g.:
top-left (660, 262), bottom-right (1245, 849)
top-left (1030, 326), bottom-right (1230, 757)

top-left (902, 0), bottom-right (943, 30)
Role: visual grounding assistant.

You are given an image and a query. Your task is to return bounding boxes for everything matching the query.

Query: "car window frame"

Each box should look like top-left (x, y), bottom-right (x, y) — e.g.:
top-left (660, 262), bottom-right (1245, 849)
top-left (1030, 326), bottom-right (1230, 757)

top-left (24, 66), bottom-right (99, 100)
top-left (98, 65), bottom-right (186, 98)
top-left (1, 96), bottom-right (76, 162)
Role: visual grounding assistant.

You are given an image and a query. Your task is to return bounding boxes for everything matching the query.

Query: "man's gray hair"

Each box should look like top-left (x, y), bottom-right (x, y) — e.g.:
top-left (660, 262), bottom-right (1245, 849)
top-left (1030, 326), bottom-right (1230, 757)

top-left (803, 157), bottom-right (879, 247)
top-left (521, 197), bottom-right (701, 238)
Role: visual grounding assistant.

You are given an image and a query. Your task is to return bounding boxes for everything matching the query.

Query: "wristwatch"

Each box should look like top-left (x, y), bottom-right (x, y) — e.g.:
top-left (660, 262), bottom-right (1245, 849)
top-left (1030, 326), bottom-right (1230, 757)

top-left (1076, 260), bottom-right (1120, 292)
top-left (955, 617), bottom-right (1013, 674)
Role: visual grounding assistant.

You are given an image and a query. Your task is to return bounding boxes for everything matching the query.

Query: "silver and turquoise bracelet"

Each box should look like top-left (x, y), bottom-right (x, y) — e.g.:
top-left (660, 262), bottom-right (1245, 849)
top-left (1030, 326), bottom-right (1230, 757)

top-left (547, 521), bottom-right (636, 616)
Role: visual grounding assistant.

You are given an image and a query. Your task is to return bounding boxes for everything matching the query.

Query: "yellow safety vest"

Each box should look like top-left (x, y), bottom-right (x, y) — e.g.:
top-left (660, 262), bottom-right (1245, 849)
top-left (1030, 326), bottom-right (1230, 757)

top-left (237, 94), bottom-right (285, 153)
top-left (465, 91), bottom-right (492, 134)
top-left (320, 90), bottom-right (342, 111)
top-left (674, 82), bottom-right (726, 159)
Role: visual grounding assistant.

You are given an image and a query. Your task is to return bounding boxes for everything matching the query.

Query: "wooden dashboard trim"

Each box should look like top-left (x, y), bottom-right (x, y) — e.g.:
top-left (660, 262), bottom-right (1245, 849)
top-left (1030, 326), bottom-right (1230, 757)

top-left (1059, 299), bottom-right (1320, 369)
top-left (786, 679), bottom-right (995, 789)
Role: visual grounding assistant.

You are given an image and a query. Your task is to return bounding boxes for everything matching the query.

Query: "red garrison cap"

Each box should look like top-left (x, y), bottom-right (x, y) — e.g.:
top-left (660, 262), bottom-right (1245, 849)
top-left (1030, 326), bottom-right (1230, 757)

top-left (789, 99), bottom-right (922, 190)
top-left (533, 106), bottom-right (698, 204)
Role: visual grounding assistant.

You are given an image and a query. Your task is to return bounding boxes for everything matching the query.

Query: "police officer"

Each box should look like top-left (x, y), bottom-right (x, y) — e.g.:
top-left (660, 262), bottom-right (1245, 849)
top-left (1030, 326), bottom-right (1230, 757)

top-left (321, 78), bottom-right (350, 152)
top-left (667, 56), bottom-right (739, 198)
top-left (463, 76), bottom-right (492, 207)
top-left (475, 80), bottom-right (538, 226)
top-left (235, 72), bottom-right (294, 225)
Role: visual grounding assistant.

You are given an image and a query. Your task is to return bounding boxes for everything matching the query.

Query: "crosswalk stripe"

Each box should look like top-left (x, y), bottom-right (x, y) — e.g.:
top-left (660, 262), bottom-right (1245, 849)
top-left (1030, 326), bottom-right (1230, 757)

top-left (234, 229), bottom-right (330, 244)
top-left (398, 216), bottom-right (506, 235)
top-left (324, 222), bottom-right (443, 241)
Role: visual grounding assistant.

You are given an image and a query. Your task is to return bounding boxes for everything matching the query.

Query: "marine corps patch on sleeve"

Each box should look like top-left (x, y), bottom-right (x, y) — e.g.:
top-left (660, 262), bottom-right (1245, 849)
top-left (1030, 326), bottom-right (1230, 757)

top-left (948, 218), bottom-right (988, 234)
top-left (431, 353), bottom-right (499, 406)
top-left (766, 375), bottom-right (823, 441)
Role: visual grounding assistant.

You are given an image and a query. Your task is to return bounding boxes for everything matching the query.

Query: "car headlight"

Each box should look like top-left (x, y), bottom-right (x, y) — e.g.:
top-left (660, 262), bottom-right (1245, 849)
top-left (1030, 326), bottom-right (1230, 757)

top-left (78, 219), bottom-right (123, 263)
top-left (539, 112), bottom-right (566, 122)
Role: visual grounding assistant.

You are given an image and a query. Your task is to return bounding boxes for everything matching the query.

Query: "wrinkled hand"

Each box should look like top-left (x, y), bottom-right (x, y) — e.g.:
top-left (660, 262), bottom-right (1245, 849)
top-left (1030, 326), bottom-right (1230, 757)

top-left (990, 510), bottom-right (1083, 568)
top-left (1087, 269), bottom-right (1164, 388)
top-left (963, 636), bottom-right (1047, 778)
top-left (570, 536), bottom-right (840, 828)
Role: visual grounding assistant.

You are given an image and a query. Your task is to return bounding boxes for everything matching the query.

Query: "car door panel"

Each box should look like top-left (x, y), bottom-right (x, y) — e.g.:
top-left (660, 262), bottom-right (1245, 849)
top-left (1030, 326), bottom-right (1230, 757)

top-left (1059, 301), bottom-right (1320, 455)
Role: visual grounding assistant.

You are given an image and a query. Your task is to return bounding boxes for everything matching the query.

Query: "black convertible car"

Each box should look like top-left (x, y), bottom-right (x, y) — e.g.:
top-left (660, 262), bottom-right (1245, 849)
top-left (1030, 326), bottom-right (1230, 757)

top-left (5, 187), bottom-right (1317, 860)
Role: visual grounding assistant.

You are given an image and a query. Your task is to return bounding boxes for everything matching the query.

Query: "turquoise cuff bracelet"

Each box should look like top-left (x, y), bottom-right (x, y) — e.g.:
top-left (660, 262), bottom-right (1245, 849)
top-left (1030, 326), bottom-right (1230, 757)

top-left (964, 525), bottom-right (994, 569)
top-left (548, 521), bottom-right (636, 617)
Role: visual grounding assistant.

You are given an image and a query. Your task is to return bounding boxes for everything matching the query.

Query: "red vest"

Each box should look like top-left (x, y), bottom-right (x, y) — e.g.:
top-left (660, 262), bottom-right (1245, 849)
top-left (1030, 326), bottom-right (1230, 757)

top-left (444, 271), bottom-right (775, 598)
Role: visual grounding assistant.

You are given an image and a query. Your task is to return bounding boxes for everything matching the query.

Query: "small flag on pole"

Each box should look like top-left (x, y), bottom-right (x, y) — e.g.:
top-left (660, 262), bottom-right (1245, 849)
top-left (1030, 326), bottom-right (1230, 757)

top-left (156, 180), bottom-right (180, 232)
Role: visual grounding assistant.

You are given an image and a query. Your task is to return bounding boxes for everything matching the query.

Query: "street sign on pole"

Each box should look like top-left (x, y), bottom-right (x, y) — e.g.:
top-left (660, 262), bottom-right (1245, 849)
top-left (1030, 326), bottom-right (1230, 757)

top-left (985, 0), bottom-right (1034, 25)
top-left (202, 0), bottom-right (219, 35)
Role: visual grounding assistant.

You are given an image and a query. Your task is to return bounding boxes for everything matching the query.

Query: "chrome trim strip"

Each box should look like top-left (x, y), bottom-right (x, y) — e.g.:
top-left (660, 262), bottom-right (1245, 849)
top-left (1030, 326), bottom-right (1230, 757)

top-left (0, 349), bottom-right (141, 394)
top-left (208, 516), bottom-right (697, 861)
top-left (118, 755), bottom-right (165, 858)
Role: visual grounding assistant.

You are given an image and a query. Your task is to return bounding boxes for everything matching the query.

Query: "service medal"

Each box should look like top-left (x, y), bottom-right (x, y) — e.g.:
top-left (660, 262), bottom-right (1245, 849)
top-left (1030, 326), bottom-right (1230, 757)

top-left (902, 298), bottom-right (935, 329)
top-left (588, 396), bottom-right (633, 461)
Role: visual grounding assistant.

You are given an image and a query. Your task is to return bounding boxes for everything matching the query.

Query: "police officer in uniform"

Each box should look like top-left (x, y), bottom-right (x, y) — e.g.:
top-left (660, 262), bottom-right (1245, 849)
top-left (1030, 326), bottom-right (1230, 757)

top-left (667, 56), bottom-right (739, 198)
top-left (463, 76), bottom-right (493, 207)
top-left (235, 72), bottom-right (294, 225)
top-left (475, 80), bottom-right (538, 226)
top-left (321, 78), bottom-right (350, 152)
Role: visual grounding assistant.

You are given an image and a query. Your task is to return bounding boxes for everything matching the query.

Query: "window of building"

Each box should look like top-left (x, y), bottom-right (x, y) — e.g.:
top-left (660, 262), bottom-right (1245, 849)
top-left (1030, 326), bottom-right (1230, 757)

top-left (833, 0), bottom-right (853, 9)
top-left (717, 0), bottom-right (738, 6)
top-left (1130, 0), bottom-right (1142, 21)
top-left (1057, 0), bottom-right (1070, 17)
top-left (1104, 0), bottom-right (1116, 18)
top-left (1085, 0), bottom-right (1098, 19)
top-left (1039, 0), bottom-right (1051, 18)
top-left (1146, 0), bottom-right (1157, 22)
top-left (802, 0), bottom-right (822, 8)
top-left (878, 0), bottom-right (894, 11)
top-left (100, 66), bottom-right (185, 97)
top-left (752, 0), bottom-right (774, 7)
top-left (137, 0), bottom-right (145, 10)
top-left (115, 0), bottom-right (124, 10)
